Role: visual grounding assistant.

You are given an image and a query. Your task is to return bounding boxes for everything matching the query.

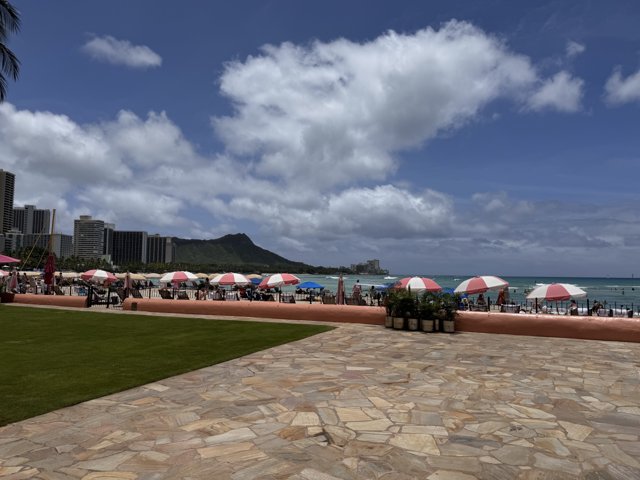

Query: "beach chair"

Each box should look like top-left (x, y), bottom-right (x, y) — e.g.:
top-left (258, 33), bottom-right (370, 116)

top-left (116, 288), bottom-right (127, 303)
top-left (131, 289), bottom-right (143, 299)
top-left (92, 292), bottom-right (108, 305)
top-left (177, 291), bottom-right (190, 300)
top-left (159, 289), bottom-right (174, 300)
top-left (322, 294), bottom-right (336, 305)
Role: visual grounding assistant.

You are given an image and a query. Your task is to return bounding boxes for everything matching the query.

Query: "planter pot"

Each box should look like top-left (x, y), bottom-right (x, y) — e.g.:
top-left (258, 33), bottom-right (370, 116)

top-left (421, 318), bottom-right (435, 332)
top-left (407, 318), bottom-right (419, 331)
top-left (393, 317), bottom-right (406, 330)
top-left (385, 316), bottom-right (394, 328)
top-left (442, 319), bottom-right (455, 333)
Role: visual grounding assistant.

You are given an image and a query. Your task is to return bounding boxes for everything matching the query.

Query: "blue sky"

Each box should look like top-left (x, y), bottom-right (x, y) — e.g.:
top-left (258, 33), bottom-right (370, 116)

top-left (2, 0), bottom-right (640, 275)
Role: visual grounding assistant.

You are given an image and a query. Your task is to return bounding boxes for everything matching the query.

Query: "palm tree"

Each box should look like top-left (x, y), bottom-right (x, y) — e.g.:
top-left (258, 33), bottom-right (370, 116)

top-left (0, 0), bottom-right (20, 102)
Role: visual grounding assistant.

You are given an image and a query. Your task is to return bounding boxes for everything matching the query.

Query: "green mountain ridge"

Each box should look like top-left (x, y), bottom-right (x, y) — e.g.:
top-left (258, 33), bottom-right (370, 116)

top-left (173, 233), bottom-right (307, 269)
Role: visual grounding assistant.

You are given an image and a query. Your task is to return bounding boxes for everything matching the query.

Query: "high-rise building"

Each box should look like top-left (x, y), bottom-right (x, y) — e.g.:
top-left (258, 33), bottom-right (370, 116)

top-left (0, 169), bottom-right (16, 234)
top-left (3, 228), bottom-right (23, 252)
top-left (13, 204), bottom-right (51, 235)
top-left (23, 233), bottom-right (74, 259)
top-left (113, 231), bottom-right (148, 265)
top-left (73, 215), bottom-right (105, 259)
top-left (103, 223), bottom-right (115, 260)
top-left (147, 234), bottom-right (175, 264)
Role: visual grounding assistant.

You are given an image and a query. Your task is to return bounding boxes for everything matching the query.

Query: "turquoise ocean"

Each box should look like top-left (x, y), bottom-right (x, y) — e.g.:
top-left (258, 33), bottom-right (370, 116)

top-left (291, 274), bottom-right (640, 310)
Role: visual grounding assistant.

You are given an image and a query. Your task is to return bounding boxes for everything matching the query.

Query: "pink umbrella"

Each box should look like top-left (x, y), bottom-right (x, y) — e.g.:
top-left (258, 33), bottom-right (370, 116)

top-left (159, 271), bottom-right (198, 284)
top-left (0, 270), bottom-right (9, 278)
top-left (81, 269), bottom-right (117, 284)
top-left (258, 273), bottom-right (301, 289)
top-left (454, 275), bottom-right (508, 295)
top-left (210, 272), bottom-right (251, 286)
top-left (526, 283), bottom-right (587, 301)
top-left (394, 277), bottom-right (442, 292)
top-left (0, 254), bottom-right (20, 264)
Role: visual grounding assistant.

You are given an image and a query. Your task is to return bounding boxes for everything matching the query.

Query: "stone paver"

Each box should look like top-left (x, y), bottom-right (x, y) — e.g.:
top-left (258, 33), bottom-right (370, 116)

top-left (1, 323), bottom-right (640, 479)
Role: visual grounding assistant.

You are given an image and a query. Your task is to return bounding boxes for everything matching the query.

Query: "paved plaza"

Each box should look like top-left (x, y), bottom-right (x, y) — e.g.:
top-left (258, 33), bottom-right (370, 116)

top-left (1, 321), bottom-right (640, 479)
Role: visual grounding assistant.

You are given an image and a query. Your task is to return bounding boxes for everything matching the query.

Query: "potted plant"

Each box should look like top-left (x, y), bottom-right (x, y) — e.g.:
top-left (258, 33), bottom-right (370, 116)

top-left (418, 292), bottom-right (437, 332)
top-left (393, 290), bottom-right (414, 330)
top-left (407, 294), bottom-right (420, 331)
top-left (384, 291), bottom-right (396, 328)
top-left (439, 293), bottom-right (458, 333)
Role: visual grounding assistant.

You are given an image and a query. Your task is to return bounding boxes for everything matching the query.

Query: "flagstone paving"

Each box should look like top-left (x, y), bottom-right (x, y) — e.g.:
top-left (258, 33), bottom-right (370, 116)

top-left (2, 323), bottom-right (640, 479)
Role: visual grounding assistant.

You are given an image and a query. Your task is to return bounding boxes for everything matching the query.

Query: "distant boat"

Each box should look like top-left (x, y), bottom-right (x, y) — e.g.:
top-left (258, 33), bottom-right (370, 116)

top-left (384, 276), bottom-right (397, 280)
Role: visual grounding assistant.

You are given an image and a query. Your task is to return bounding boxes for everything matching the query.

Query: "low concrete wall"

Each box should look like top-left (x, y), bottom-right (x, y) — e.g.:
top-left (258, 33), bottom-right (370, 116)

top-left (456, 311), bottom-right (640, 343)
top-left (10, 294), bottom-right (89, 308)
top-left (122, 298), bottom-right (385, 325)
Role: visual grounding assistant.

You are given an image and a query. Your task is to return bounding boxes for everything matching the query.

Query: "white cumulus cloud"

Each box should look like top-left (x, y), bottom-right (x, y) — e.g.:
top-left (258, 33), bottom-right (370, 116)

top-left (82, 35), bottom-right (162, 69)
top-left (527, 71), bottom-right (584, 112)
top-left (214, 20), bottom-right (581, 189)
top-left (604, 67), bottom-right (640, 105)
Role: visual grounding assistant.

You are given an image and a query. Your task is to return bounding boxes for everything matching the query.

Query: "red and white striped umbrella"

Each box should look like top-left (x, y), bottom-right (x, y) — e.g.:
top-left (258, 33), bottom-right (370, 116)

top-left (210, 272), bottom-right (251, 286)
top-left (81, 269), bottom-right (117, 284)
top-left (394, 277), bottom-right (442, 292)
top-left (0, 270), bottom-right (9, 278)
top-left (526, 283), bottom-right (587, 301)
top-left (160, 271), bottom-right (198, 284)
top-left (258, 273), bottom-right (301, 289)
top-left (0, 254), bottom-right (20, 264)
top-left (454, 275), bottom-right (508, 294)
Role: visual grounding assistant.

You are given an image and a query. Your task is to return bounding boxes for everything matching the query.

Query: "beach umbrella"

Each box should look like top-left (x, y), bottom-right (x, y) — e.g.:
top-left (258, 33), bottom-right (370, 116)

top-left (81, 269), bottom-right (117, 284)
top-left (144, 272), bottom-right (162, 279)
top-left (9, 272), bottom-right (18, 291)
top-left (0, 270), bottom-right (9, 278)
top-left (18, 271), bottom-right (42, 277)
top-left (526, 283), bottom-right (587, 301)
top-left (336, 274), bottom-right (345, 305)
top-left (246, 273), bottom-right (263, 280)
top-left (298, 281), bottom-right (325, 289)
top-left (454, 276), bottom-right (509, 294)
top-left (160, 271), bottom-right (198, 284)
top-left (195, 272), bottom-right (210, 279)
top-left (43, 253), bottom-right (56, 288)
top-left (210, 272), bottom-right (251, 286)
top-left (0, 254), bottom-right (20, 264)
top-left (258, 273), bottom-right (301, 289)
top-left (115, 272), bottom-right (145, 280)
top-left (394, 277), bottom-right (442, 292)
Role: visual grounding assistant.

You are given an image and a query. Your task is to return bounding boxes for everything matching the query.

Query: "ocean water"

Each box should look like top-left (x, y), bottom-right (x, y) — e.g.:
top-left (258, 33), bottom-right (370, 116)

top-left (291, 274), bottom-right (640, 310)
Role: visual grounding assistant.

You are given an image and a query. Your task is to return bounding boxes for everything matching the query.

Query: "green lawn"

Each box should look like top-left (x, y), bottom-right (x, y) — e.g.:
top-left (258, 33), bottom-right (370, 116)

top-left (0, 305), bottom-right (332, 426)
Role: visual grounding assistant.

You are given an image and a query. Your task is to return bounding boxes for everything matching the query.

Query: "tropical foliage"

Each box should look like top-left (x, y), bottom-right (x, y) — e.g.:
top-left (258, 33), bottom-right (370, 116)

top-left (0, 0), bottom-right (20, 101)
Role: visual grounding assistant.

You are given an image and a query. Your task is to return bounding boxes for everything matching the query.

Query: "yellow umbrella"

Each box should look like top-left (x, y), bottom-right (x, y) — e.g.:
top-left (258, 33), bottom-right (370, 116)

top-left (144, 273), bottom-right (162, 279)
top-left (195, 273), bottom-right (210, 279)
top-left (19, 271), bottom-right (42, 277)
top-left (246, 273), bottom-right (263, 279)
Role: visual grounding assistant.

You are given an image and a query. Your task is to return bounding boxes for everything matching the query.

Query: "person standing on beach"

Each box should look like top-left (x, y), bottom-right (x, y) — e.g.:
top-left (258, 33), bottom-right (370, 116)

top-left (352, 279), bottom-right (362, 302)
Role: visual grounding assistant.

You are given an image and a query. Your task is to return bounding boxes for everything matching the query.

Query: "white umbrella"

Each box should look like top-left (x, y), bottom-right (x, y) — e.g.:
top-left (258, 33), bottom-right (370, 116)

top-left (455, 276), bottom-right (509, 294)
top-left (160, 271), bottom-right (198, 284)
top-left (210, 272), bottom-right (251, 286)
top-left (258, 273), bottom-right (301, 289)
top-left (394, 277), bottom-right (442, 291)
top-left (526, 283), bottom-right (587, 301)
top-left (81, 269), bottom-right (117, 284)
top-left (144, 272), bottom-right (162, 279)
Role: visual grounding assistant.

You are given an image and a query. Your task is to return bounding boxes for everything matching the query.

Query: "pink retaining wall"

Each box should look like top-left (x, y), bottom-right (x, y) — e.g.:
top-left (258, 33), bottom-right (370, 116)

top-left (9, 294), bottom-right (88, 308)
top-left (122, 298), bottom-right (385, 325)
top-left (456, 311), bottom-right (640, 343)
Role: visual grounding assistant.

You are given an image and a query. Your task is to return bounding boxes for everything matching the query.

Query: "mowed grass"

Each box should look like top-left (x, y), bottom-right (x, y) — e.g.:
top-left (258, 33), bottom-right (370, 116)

top-left (0, 305), bottom-right (333, 426)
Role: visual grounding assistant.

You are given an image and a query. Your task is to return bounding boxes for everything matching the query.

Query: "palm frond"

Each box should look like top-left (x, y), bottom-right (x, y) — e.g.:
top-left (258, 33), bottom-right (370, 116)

top-left (0, 42), bottom-right (19, 80)
top-left (0, 0), bottom-right (20, 34)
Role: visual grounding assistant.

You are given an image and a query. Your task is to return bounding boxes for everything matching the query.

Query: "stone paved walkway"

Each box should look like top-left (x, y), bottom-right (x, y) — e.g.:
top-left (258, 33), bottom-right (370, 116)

top-left (1, 324), bottom-right (640, 479)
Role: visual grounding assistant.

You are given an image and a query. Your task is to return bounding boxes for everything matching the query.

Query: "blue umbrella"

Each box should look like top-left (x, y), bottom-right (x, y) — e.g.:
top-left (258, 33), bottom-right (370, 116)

top-left (251, 278), bottom-right (262, 285)
top-left (298, 281), bottom-right (324, 289)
